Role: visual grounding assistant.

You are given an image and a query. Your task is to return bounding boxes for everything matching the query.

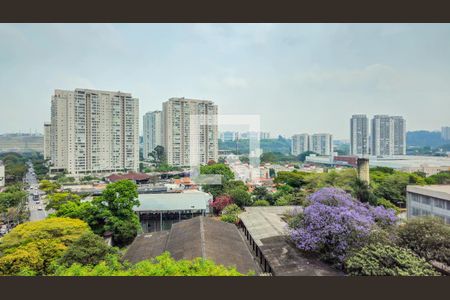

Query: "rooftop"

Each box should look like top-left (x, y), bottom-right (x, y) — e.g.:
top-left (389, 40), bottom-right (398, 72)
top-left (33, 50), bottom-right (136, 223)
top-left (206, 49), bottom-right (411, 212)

top-left (135, 190), bottom-right (211, 212)
top-left (106, 172), bottom-right (151, 182)
top-left (407, 185), bottom-right (450, 201)
top-left (123, 216), bottom-right (259, 275)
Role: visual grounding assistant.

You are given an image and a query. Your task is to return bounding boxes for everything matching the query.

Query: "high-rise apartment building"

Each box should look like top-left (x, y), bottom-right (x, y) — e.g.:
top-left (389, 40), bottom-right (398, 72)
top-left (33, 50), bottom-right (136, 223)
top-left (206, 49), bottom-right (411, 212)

top-left (162, 97), bottom-right (218, 167)
top-left (310, 133), bottom-right (333, 156)
top-left (291, 134), bottom-right (310, 156)
top-left (260, 132), bottom-right (271, 140)
top-left (371, 115), bottom-right (405, 156)
top-left (44, 123), bottom-right (51, 160)
top-left (442, 126), bottom-right (450, 140)
top-left (350, 114), bottom-right (369, 157)
top-left (143, 111), bottom-right (162, 160)
top-left (392, 116), bottom-right (406, 155)
top-left (50, 89), bottom-right (139, 175)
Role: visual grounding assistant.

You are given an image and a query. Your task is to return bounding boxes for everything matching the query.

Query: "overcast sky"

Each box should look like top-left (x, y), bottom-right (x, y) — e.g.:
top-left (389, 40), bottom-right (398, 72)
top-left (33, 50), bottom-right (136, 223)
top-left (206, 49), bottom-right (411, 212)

top-left (1, 24), bottom-right (449, 139)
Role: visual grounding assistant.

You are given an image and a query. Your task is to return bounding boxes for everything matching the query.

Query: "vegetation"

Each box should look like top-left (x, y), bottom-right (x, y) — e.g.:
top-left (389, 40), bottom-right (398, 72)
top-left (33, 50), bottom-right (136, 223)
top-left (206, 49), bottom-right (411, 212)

top-left (397, 217), bottom-right (450, 265)
top-left (210, 195), bottom-right (233, 214)
top-left (59, 232), bottom-right (118, 267)
top-left (54, 252), bottom-right (244, 276)
top-left (220, 204), bottom-right (241, 224)
top-left (55, 180), bottom-right (141, 247)
top-left (252, 200), bottom-right (270, 206)
top-left (344, 243), bottom-right (438, 276)
top-left (0, 152), bottom-right (27, 184)
top-left (39, 180), bottom-right (61, 194)
top-left (289, 188), bottom-right (397, 266)
top-left (0, 217), bottom-right (90, 275)
top-left (0, 184), bottom-right (29, 225)
top-left (45, 192), bottom-right (81, 211)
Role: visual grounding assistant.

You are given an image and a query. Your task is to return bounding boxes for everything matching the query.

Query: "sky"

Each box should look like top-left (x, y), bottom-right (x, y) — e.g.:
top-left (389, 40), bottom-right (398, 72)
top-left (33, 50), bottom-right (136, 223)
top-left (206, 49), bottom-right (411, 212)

top-left (0, 23), bottom-right (449, 139)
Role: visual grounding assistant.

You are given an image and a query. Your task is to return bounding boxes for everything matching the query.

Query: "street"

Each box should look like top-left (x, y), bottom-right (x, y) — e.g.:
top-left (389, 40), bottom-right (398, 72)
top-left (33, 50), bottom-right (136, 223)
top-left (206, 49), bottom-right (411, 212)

top-left (24, 162), bottom-right (48, 221)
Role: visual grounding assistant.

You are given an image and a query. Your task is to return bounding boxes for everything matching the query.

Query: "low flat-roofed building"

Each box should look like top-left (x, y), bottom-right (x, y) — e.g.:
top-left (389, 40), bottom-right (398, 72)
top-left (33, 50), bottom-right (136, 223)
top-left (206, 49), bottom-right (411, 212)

top-left (406, 185), bottom-right (450, 224)
top-left (238, 206), bottom-right (342, 276)
top-left (135, 190), bottom-right (212, 232)
top-left (123, 216), bottom-right (259, 275)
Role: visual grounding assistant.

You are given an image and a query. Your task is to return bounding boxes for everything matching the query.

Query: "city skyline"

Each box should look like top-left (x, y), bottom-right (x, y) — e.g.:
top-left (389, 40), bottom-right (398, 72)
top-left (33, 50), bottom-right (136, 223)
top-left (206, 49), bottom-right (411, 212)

top-left (1, 24), bottom-right (450, 138)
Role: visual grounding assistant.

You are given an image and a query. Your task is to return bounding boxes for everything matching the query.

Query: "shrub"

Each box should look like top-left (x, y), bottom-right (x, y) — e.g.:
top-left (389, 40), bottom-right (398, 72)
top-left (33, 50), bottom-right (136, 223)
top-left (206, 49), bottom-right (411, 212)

top-left (275, 194), bottom-right (292, 206)
top-left (252, 200), bottom-right (270, 207)
top-left (289, 187), bottom-right (397, 265)
top-left (344, 243), bottom-right (439, 276)
top-left (228, 189), bottom-right (252, 207)
top-left (54, 252), bottom-right (245, 276)
top-left (376, 198), bottom-right (400, 214)
top-left (59, 232), bottom-right (117, 267)
top-left (221, 204), bottom-right (241, 224)
top-left (397, 217), bottom-right (450, 265)
top-left (210, 195), bottom-right (233, 214)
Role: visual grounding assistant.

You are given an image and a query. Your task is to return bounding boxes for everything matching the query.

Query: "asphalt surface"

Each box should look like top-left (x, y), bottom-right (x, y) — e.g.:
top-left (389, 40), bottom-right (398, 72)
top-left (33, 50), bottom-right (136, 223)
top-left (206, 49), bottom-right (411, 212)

top-left (25, 162), bottom-right (48, 221)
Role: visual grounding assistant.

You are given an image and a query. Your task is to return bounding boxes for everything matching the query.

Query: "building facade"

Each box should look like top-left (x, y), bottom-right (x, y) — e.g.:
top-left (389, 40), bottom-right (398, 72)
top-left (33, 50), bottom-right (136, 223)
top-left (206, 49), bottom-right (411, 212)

top-left (310, 133), bottom-right (333, 156)
top-left (371, 115), bottom-right (406, 156)
top-left (407, 185), bottom-right (450, 224)
top-left (50, 89), bottom-right (139, 175)
top-left (143, 111), bottom-right (162, 160)
top-left (442, 126), bottom-right (450, 140)
top-left (350, 114), bottom-right (369, 157)
top-left (43, 123), bottom-right (51, 160)
top-left (162, 97), bottom-right (218, 167)
top-left (291, 134), bottom-right (310, 156)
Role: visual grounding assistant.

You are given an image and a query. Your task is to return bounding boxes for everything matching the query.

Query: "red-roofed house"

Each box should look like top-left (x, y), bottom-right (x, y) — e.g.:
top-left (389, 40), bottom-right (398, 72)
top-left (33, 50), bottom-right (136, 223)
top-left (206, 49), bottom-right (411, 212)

top-left (106, 172), bottom-right (151, 184)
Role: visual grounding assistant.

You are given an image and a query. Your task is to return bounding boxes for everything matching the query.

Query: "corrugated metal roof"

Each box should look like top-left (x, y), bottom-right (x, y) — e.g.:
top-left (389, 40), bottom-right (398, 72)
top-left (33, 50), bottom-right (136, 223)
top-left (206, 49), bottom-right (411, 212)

top-left (134, 191), bottom-right (212, 212)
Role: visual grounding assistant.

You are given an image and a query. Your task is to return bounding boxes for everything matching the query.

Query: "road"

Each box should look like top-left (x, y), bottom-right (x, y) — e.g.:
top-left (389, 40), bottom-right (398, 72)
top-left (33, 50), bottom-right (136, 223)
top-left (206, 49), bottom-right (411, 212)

top-left (24, 162), bottom-right (48, 221)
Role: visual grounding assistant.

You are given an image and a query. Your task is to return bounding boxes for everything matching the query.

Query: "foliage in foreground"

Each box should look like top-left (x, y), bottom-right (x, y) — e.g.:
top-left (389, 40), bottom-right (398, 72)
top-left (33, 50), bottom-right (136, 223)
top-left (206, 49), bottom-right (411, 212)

top-left (54, 252), bottom-right (244, 276)
top-left (0, 218), bottom-right (90, 275)
top-left (344, 243), bottom-right (439, 276)
top-left (397, 217), bottom-right (450, 265)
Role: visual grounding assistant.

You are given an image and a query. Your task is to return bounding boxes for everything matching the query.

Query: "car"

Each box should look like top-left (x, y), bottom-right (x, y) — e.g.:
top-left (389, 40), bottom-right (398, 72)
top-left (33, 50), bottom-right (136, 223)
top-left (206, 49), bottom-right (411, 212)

top-left (35, 201), bottom-right (40, 204)
top-left (37, 206), bottom-right (43, 211)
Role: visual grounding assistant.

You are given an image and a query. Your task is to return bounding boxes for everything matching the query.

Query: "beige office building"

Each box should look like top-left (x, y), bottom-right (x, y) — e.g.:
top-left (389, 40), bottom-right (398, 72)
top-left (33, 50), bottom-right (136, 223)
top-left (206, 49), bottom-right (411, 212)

top-left (50, 89), bottom-right (139, 175)
top-left (162, 97), bottom-right (218, 167)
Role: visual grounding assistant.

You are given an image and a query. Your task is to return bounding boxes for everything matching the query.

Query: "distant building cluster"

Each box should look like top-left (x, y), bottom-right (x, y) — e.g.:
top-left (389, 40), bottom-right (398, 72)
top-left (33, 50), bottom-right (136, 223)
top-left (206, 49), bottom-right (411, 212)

top-left (143, 111), bottom-right (162, 160)
top-left (219, 131), bottom-right (271, 142)
top-left (0, 133), bottom-right (44, 153)
top-left (350, 114), bottom-right (406, 157)
top-left (291, 133), bottom-right (333, 156)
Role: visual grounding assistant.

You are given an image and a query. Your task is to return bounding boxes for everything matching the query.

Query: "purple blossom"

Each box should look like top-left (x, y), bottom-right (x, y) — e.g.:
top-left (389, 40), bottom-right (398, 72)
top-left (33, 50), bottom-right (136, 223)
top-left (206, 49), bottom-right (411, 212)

top-left (289, 187), bottom-right (398, 265)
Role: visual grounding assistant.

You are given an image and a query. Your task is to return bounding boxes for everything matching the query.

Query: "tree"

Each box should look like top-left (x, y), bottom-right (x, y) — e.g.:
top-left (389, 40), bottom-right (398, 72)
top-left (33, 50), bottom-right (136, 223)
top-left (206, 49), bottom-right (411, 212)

top-left (39, 180), bottom-right (61, 194)
top-left (397, 217), bottom-right (450, 265)
top-left (46, 192), bottom-right (81, 211)
top-left (344, 243), bottom-right (438, 276)
top-left (220, 204), bottom-right (242, 224)
top-left (289, 188), bottom-right (397, 266)
top-left (0, 218), bottom-right (90, 275)
top-left (200, 163), bottom-right (236, 198)
top-left (149, 145), bottom-right (166, 165)
top-left (210, 195), bottom-right (234, 214)
top-left (252, 186), bottom-right (269, 200)
top-left (228, 188), bottom-right (252, 207)
top-left (274, 171), bottom-right (308, 188)
top-left (59, 232), bottom-right (117, 267)
top-left (54, 180), bottom-right (141, 247)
